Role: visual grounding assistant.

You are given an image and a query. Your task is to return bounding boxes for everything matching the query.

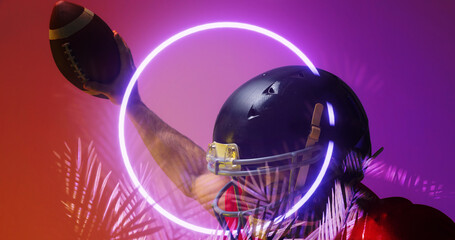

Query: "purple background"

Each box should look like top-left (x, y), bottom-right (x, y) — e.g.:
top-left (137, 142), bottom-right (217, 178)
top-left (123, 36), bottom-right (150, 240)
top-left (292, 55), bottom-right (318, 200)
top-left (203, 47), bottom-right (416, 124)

top-left (1, 0), bottom-right (454, 238)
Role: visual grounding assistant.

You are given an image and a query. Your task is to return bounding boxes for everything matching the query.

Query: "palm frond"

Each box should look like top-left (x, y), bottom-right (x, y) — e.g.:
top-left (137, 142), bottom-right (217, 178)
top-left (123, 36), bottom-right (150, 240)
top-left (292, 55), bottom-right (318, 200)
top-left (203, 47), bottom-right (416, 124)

top-left (64, 96), bottom-right (219, 239)
top-left (364, 158), bottom-right (453, 200)
top-left (54, 138), bottom-right (162, 239)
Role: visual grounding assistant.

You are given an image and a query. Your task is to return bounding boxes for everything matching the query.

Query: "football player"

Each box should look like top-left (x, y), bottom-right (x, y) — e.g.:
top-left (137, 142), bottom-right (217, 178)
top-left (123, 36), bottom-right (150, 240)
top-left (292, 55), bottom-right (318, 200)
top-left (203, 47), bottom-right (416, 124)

top-left (83, 33), bottom-right (455, 239)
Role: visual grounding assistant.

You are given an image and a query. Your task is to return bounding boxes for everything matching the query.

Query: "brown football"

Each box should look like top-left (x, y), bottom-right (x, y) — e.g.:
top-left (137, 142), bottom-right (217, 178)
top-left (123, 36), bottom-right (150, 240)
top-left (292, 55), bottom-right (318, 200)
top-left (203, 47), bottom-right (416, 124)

top-left (49, 1), bottom-right (120, 98)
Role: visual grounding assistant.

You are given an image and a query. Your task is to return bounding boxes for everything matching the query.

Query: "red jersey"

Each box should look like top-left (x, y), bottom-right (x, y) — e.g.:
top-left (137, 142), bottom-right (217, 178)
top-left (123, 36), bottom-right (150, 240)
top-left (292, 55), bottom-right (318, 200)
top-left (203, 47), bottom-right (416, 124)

top-left (220, 183), bottom-right (455, 239)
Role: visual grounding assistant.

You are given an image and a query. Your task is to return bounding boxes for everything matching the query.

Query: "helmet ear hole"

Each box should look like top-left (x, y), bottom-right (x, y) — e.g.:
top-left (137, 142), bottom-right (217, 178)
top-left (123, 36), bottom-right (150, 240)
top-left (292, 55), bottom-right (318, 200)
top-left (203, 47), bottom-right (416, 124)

top-left (247, 106), bottom-right (260, 120)
top-left (289, 71), bottom-right (306, 79)
top-left (262, 82), bottom-right (279, 95)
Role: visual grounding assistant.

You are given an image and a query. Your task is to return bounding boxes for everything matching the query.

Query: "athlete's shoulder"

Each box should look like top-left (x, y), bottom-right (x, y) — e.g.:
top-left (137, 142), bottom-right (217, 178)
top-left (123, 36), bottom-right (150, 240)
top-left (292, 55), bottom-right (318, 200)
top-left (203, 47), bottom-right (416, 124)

top-left (346, 195), bottom-right (455, 239)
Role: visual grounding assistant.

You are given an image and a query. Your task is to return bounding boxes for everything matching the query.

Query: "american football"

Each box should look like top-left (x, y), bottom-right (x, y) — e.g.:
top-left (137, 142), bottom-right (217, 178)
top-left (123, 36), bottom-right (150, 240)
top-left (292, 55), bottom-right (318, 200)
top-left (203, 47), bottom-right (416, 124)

top-left (49, 1), bottom-right (120, 98)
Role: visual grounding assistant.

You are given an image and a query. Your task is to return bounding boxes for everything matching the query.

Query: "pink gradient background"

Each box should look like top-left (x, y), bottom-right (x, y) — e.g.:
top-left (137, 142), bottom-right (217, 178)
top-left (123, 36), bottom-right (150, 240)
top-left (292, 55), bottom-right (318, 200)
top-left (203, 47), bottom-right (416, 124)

top-left (1, 0), bottom-right (454, 238)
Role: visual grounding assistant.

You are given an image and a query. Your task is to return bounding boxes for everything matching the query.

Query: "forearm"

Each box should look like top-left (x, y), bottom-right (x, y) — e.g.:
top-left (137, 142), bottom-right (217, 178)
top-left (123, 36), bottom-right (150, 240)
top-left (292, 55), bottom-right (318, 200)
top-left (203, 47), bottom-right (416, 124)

top-left (126, 99), bottom-right (208, 197)
top-left (82, 32), bottom-right (227, 208)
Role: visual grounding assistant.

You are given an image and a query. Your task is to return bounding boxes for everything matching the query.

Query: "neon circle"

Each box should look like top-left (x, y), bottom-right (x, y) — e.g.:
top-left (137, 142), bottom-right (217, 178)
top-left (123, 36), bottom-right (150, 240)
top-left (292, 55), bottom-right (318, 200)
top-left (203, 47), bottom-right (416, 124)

top-left (119, 22), bottom-right (325, 235)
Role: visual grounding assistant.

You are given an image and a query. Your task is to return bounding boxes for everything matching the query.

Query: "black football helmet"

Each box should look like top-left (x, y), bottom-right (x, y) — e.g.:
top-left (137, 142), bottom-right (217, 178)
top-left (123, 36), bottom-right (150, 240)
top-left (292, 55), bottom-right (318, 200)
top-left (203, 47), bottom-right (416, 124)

top-left (206, 65), bottom-right (371, 223)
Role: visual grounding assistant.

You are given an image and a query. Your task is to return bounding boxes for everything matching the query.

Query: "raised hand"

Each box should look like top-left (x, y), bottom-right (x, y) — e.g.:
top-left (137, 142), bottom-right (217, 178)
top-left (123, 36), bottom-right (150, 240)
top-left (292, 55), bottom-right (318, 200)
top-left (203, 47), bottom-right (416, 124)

top-left (84, 31), bottom-right (140, 105)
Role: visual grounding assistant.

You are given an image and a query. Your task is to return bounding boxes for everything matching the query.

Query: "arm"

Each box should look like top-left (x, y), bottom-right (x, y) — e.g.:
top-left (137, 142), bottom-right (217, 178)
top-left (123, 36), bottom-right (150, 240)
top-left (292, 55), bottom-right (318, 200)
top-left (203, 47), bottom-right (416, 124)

top-left (84, 32), bottom-right (229, 209)
top-left (126, 99), bottom-right (215, 196)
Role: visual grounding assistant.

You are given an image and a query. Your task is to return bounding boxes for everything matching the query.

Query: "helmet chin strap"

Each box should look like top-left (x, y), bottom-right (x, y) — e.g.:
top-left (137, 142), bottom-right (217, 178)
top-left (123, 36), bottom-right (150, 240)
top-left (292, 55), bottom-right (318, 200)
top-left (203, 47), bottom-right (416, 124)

top-left (292, 103), bottom-right (324, 191)
top-left (246, 103), bottom-right (325, 237)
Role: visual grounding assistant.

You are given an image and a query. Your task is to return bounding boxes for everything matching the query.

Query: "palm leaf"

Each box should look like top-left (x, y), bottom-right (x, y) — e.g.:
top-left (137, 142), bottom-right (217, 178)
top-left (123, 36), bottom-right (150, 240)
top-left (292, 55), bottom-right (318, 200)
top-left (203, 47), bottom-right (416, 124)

top-left (54, 138), bottom-right (162, 239)
top-left (63, 92), bottom-right (220, 239)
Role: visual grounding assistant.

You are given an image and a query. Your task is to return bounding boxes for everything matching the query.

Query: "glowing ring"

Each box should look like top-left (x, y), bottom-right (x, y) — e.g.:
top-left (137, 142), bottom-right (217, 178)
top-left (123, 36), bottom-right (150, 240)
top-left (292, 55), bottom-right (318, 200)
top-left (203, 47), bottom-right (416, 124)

top-left (119, 22), bottom-right (324, 235)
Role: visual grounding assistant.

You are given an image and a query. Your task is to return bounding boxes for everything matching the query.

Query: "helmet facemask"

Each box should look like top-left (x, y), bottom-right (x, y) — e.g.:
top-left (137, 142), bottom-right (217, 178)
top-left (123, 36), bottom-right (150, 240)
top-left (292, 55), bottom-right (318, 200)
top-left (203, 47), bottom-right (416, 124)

top-left (207, 103), bottom-right (328, 235)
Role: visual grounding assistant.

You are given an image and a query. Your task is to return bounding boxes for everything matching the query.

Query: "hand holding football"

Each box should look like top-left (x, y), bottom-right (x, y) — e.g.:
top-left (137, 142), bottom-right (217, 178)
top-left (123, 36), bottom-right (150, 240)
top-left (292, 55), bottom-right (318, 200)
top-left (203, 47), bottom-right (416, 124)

top-left (49, 1), bottom-right (120, 99)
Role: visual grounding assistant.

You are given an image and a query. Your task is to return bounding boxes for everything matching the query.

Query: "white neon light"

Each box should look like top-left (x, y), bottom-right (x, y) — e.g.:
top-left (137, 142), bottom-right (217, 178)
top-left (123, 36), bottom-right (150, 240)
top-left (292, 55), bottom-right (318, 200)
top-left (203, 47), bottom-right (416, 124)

top-left (281, 103), bottom-right (335, 215)
top-left (247, 140), bottom-right (333, 225)
top-left (119, 22), bottom-right (320, 235)
top-left (327, 102), bottom-right (335, 126)
top-left (284, 141), bottom-right (333, 218)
